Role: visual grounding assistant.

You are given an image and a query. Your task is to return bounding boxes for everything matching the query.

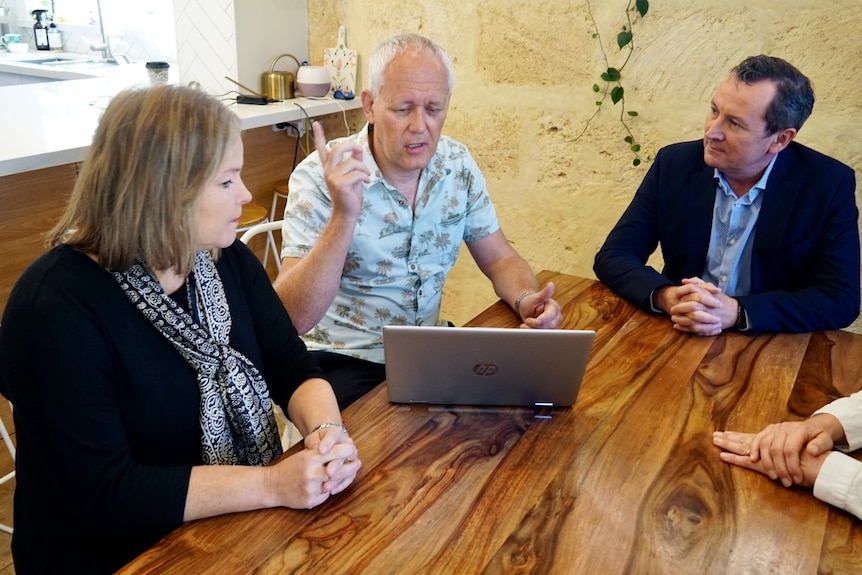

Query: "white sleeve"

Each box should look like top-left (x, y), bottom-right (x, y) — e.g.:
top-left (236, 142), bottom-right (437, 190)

top-left (812, 451), bottom-right (862, 520)
top-left (814, 390), bottom-right (862, 451)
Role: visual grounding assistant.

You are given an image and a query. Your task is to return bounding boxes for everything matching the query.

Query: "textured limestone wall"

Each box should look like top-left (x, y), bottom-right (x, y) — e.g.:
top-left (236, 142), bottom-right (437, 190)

top-left (307, 0), bottom-right (862, 330)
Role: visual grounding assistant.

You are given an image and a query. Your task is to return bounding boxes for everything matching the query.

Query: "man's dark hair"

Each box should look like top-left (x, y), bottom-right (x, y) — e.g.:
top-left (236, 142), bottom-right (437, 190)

top-left (733, 55), bottom-right (815, 134)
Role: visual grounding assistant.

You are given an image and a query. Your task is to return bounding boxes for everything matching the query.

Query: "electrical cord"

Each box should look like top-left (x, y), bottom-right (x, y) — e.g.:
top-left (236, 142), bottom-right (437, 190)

top-left (219, 90), bottom-right (244, 105)
top-left (284, 123), bottom-right (304, 166)
top-left (292, 102), bottom-right (313, 152)
top-left (291, 124), bottom-right (301, 169)
top-left (293, 97), bottom-right (353, 150)
top-left (301, 97), bottom-right (351, 137)
top-left (329, 98), bottom-right (351, 137)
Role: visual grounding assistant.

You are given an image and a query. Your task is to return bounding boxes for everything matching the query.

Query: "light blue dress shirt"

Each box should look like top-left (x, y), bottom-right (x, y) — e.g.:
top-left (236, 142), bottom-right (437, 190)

top-left (702, 156), bottom-right (777, 297)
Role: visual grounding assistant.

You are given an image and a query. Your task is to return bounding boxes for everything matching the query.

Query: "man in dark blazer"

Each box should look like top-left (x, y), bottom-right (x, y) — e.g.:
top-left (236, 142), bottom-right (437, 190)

top-left (594, 55), bottom-right (859, 336)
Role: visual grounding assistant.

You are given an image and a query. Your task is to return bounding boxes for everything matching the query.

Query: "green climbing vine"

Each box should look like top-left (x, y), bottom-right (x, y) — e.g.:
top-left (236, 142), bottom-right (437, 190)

top-left (577, 0), bottom-right (650, 167)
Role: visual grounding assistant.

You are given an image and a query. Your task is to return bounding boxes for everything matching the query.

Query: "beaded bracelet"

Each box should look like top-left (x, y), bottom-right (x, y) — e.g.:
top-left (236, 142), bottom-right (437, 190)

top-left (514, 290), bottom-right (536, 321)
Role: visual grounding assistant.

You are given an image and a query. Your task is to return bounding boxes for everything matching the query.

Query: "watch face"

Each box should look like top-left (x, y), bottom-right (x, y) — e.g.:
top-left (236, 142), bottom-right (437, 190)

top-left (735, 301), bottom-right (747, 330)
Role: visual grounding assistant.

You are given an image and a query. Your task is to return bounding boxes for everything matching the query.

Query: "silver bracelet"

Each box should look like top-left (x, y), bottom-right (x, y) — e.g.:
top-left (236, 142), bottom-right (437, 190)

top-left (513, 290), bottom-right (535, 321)
top-left (310, 421), bottom-right (348, 435)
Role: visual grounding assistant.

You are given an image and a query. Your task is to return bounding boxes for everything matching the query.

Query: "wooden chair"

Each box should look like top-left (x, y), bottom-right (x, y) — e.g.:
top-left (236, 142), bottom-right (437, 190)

top-left (239, 220), bottom-right (283, 245)
top-left (237, 203), bottom-right (280, 272)
top-left (0, 402), bottom-right (15, 535)
top-left (270, 181), bottom-right (290, 222)
top-left (239, 219), bottom-right (298, 448)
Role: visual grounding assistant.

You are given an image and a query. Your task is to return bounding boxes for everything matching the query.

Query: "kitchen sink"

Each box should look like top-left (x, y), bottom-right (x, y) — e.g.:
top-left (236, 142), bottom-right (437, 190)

top-left (26, 57), bottom-right (86, 65)
top-left (35, 58), bottom-right (119, 67)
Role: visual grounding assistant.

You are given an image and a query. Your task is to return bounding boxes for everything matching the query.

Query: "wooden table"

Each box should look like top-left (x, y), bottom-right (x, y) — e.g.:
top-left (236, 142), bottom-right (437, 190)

top-left (118, 271), bottom-right (862, 574)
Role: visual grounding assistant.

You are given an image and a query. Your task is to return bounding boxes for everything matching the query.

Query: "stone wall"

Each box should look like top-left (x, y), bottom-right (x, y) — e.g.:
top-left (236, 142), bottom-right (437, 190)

top-left (307, 0), bottom-right (862, 330)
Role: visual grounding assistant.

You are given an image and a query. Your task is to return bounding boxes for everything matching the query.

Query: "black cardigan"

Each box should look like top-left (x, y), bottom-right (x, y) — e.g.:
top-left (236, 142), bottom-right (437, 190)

top-left (0, 241), bottom-right (324, 574)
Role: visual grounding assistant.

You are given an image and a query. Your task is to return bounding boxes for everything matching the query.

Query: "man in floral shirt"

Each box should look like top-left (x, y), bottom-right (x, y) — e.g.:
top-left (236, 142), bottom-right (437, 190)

top-left (275, 34), bottom-right (562, 408)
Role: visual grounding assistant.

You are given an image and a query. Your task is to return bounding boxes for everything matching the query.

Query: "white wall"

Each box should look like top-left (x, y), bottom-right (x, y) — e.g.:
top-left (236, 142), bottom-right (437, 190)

top-left (235, 0), bottom-right (308, 93)
top-left (172, 0), bottom-right (308, 96)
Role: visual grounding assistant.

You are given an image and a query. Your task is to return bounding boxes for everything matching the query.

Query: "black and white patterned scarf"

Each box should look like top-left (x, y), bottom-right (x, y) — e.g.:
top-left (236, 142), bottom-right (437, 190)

top-left (112, 251), bottom-right (282, 466)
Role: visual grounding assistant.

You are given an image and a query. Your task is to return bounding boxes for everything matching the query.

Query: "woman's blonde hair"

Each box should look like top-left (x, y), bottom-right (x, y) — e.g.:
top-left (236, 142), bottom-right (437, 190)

top-left (49, 84), bottom-right (240, 274)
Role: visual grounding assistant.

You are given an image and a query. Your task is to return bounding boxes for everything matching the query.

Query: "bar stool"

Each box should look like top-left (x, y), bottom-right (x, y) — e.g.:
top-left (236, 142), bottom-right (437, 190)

top-left (270, 180), bottom-right (290, 221)
top-left (237, 203), bottom-right (280, 271)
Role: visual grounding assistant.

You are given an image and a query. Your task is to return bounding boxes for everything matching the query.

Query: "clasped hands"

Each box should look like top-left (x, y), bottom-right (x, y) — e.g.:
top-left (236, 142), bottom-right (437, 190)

top-left (272, 425), bottom-right (361, 509)
top-left (713, 414), bottom-right (841, 488)
top-left (655, 276), bottom-right (737, 336)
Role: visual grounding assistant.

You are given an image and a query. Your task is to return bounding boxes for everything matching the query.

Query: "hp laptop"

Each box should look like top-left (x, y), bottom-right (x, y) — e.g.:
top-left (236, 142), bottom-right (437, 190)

top-left (383, 325), bottom-right (596, 407)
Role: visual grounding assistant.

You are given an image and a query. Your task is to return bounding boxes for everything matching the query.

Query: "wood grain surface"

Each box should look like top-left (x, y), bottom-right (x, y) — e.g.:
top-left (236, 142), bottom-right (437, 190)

top-left (117, 271), bottom-right (862, 575)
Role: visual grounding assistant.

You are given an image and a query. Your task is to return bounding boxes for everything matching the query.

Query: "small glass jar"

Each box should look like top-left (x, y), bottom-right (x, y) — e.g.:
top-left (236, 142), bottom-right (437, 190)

top-left (145, 61), bottom-right (170, 85)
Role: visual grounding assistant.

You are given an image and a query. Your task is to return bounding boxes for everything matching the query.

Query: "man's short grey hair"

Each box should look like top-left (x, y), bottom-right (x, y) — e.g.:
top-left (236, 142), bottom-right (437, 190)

top-left (367, 33), bottom-right (455, 98)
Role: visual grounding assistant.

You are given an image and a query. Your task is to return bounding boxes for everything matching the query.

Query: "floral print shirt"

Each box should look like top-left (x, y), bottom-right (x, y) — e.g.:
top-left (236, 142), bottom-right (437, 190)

top-left (281, 124), bottom-right (500, 363)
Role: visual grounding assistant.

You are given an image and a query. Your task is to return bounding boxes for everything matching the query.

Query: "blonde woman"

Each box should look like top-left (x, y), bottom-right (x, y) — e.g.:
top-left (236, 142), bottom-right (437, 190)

top-left (0, 85), bottom-right (359, 575)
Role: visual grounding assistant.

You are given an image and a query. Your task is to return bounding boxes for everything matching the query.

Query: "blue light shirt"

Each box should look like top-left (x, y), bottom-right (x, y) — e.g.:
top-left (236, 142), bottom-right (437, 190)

top-left (702, 156), bottom-right (777, 296)
top-left (281, 124), bottom-right (500, 363)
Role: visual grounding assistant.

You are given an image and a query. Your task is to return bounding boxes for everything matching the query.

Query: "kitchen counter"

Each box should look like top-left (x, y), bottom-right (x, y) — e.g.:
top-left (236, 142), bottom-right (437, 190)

top-left (0, 50), bottom-right (138, 81)
top-left (0, 51), bottom-right (362, 177)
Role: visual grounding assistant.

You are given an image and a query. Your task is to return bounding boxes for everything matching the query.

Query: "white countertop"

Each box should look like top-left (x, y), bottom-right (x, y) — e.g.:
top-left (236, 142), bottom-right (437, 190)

top-left (0, 51), bottom-right (362, 177)
top-left (0, 51), bottom-right (130, 81)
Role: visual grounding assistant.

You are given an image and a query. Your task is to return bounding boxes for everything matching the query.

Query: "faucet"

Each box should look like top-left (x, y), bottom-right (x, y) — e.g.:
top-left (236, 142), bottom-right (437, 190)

top-left (88, 0), bottom-right (117, 63)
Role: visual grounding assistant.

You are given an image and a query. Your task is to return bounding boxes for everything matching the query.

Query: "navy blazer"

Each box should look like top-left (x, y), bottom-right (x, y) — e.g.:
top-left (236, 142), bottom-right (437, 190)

top-left (593, 139), bottom-right (860, 333)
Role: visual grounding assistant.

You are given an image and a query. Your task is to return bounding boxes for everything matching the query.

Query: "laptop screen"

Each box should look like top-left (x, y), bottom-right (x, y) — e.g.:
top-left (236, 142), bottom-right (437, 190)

top-left (383, 326), bottom-right (595, 407)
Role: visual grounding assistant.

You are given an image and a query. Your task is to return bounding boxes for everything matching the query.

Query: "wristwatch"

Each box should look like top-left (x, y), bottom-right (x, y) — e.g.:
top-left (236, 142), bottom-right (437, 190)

top-left (734, 299), bottom-right (749, 331)
top-left (310, 422), bottom-right (348, 435)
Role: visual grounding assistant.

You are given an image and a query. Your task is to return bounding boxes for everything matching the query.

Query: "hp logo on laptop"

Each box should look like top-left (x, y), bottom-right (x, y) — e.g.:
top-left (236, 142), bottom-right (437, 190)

top-left (472, 363), bottom-right (498, 375)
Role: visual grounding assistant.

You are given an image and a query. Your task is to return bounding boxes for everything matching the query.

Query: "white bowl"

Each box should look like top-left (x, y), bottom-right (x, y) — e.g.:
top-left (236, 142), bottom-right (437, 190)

top-left (296, 65), bottom-right (331, 97)
top-left (6, 43), bottom-right (28, 54)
